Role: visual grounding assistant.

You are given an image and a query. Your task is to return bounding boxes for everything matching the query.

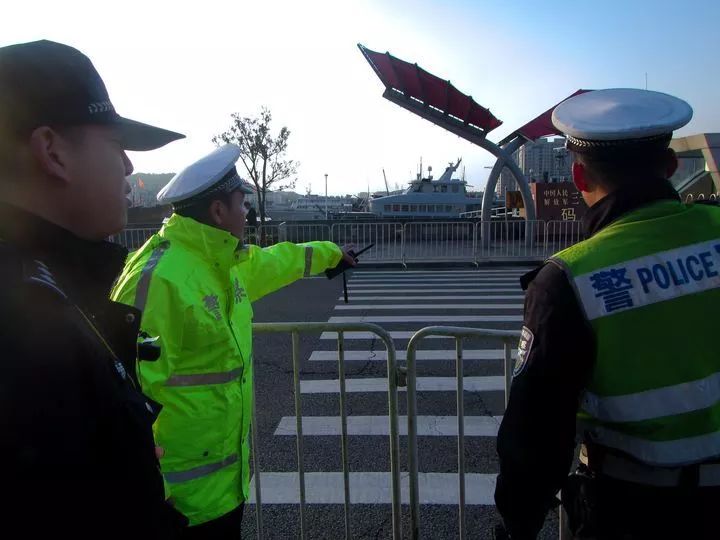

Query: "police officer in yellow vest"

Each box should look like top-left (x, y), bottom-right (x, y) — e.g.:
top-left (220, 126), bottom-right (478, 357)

top-left (494, 89), bottom-right (720, 539)
top-left (112, 144), bottom-right (355, 537)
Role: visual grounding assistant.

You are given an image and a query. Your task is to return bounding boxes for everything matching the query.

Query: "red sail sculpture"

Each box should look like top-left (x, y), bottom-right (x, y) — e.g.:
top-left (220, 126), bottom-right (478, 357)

top-left (358, 44), bottom-right (503, 137)
top-left (359, 42), bottom-right (592, 222)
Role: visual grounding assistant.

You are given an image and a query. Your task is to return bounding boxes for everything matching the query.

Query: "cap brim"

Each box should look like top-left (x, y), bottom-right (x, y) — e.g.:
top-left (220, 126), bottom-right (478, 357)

top-left (115, 117), bottom-right (185, 151)
top-left (238, 184), bottom-right (254, 195)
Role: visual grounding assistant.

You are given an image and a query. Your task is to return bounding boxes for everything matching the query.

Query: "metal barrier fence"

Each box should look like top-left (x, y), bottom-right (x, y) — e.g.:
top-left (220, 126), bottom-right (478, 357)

top-left (404, 326), bottom-right (573, 539)
top-left (243, 226), bottom-right (259, 246)
top-left (114, 220), bottom-right (586, 262)
top-left (278, 223), bottom-right (332, 243)
top-left (331, 222), bottom-right (405, 261)
top-left (110, 227), bottom-right (159, 251)
top-left (255, 224), bottom-right (280, 247)
top-left (250, 322), bottom-right (402, 539)
top-left (476, 220), bottom-right (546, 261)
top-left (110, 225), bottom-right (275, 250)
top-left (404, 326), bottom-right (519, 539)
top-left (545, 220), bottom-right (583, 254)
top-left (403, 222), bottom-right (476, 263)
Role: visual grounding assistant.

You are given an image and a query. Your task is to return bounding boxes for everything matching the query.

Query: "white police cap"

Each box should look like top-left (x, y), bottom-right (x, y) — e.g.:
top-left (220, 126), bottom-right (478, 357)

top-left (157, 144), bottom-right (253, 207)
top-left (552, 88), bottom-right (692, 152)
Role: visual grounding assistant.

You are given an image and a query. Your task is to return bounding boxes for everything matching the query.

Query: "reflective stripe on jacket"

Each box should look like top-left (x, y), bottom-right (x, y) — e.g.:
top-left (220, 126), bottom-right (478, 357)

top-left (112, 213), bottom-right (342, 524)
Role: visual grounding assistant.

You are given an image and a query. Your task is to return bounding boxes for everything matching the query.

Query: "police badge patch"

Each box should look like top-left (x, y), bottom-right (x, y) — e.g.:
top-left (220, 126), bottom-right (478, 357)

top-left (203, 294), bottom-right (223, 321)
top-left (513, 326), bottom-right (534, 377)
top-left (233, 278), bottom-right (247, 304)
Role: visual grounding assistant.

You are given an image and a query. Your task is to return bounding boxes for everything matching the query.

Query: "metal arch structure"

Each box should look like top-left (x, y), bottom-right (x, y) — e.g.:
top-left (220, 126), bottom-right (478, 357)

top-left (358, 43), bottom-right (589, 222)
top-left (483, 89), bottom-right (591, 221)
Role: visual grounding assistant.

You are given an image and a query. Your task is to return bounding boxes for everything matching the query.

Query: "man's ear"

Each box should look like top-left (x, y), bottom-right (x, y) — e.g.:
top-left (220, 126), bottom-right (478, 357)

top-left (572, 160), bottom-right (589, 193)
top-left (28, 126), bottom-right (74, 184)
top-left (208, 199), bottom-right (227, 227)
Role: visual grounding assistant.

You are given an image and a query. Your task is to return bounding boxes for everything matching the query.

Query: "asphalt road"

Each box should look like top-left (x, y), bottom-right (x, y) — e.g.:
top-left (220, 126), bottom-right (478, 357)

top-left (242, 265), bottom-right (561, 539)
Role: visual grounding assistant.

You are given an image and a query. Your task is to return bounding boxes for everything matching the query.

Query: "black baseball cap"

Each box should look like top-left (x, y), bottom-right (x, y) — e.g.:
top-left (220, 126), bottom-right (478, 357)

top-left (0, 40), bottom-right (185, 151)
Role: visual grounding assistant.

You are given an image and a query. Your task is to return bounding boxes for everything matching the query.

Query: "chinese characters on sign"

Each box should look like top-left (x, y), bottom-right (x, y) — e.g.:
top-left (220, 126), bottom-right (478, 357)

top-left (531, 182), bottom-right (588, 222)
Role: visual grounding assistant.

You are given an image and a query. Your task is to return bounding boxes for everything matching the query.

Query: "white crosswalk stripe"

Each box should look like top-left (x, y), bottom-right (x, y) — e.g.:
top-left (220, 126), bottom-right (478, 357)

top-left (349, 279), bottom-right (519, 285)
top-left (300, 376), bottom-right (505, 393)
top-left (309, 349), bottom-right (517, 361)
top-left (349, 278), bottom-right (523, 284)
top-left (274, 415), bottom-right (503, 436)
top-left (248, 472), bottom-right (497, 505)
top-left (329, 315), bottom-right (523, 323)
top-left (321, 331), bottom-right (456, 340)
top-left (346, 287), bottom-right (521, 293)
top-left (350, 270), bottom-right (526, 275)
top-left (334, 303), bottom-right (523, 310)
top-left (339, 295), bottom-right (525, 301)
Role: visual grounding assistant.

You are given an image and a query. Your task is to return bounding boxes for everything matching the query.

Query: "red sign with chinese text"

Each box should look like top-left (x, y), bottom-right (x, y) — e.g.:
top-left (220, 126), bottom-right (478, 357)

top-left (531, 182), bottom-right (588, 221)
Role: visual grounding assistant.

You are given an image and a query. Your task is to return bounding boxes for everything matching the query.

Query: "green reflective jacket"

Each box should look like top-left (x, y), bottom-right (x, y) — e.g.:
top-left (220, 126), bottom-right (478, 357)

top-left (553, 200), bottom-right (720, 466)
top-left (111, 214), bottom-right (342, 525)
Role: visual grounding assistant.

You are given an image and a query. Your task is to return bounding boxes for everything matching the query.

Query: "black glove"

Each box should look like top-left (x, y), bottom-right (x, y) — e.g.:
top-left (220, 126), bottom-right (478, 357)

top-left (561, 465), bottom-right (598, 538)
top-left (137, 333), bottom-right (161, 361)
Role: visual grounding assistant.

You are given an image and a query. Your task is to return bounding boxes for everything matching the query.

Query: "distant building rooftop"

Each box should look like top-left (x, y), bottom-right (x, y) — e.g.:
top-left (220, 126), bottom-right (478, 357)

top-left (670, 133), bottom-right (720, 199)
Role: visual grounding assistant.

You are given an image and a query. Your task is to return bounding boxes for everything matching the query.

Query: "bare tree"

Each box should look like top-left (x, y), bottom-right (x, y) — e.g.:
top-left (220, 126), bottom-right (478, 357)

top-left (213, 107), bottom-right (298, 223)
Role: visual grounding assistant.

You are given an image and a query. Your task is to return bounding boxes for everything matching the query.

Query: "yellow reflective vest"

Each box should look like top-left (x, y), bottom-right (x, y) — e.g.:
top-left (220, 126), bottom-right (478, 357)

top-left (111, 214), bottom-right (342, 525)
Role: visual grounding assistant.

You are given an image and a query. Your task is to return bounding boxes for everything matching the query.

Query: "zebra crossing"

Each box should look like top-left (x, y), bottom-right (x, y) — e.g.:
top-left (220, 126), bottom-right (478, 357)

top-left (249, 267), bottom-right (532, 537)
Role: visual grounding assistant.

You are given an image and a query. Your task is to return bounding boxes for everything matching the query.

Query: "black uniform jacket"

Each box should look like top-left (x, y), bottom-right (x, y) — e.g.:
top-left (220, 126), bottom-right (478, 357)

top-left (0, 203), bottom-right (185, 538)
top-left (494, 179), bottom-right (683, 539)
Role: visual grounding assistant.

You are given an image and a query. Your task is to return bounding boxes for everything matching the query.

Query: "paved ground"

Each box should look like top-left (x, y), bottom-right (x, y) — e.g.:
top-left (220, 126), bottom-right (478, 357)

top-left (242, 265), bottom-right (561, 539)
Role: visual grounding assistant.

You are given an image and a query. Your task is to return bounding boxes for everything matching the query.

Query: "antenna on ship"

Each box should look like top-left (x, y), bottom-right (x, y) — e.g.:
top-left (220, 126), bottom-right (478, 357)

top-left (382, 168), bottom-right (390, 196)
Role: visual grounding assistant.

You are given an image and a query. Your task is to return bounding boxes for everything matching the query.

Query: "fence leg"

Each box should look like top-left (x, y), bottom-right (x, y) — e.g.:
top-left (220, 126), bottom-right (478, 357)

top-left (456, 338), bottom-right (466, 540)
top-left (250, 354), bottom-right (264, 539)
top-left (291, 331), bottom-right (307, 540)
top-left (406, 346), bottom-right (420, 540)
top-left (337, 332), bottom-right (351, 539)
top-left (401, 225), bottom-right (407, 269)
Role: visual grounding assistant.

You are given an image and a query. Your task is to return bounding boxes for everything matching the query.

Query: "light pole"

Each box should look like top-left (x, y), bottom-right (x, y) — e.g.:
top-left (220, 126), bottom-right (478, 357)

top-left (324, 173), bottom-right (328, 220)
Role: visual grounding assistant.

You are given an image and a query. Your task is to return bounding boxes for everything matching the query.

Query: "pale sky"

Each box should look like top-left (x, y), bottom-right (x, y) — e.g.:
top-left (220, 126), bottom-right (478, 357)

top-left (2, 0), bottom-right (718, 195)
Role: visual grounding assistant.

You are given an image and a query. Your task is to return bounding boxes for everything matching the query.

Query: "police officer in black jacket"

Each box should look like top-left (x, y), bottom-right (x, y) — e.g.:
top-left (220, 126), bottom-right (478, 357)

top-left (495, 89), bottom-right (720, 539)
top-left (0, 40), bottom-right (187, 538)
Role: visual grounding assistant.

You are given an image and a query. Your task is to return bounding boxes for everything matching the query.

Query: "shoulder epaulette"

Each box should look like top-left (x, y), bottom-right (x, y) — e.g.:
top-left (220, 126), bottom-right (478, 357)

top-left (23, 259), bottom-right (68, 301)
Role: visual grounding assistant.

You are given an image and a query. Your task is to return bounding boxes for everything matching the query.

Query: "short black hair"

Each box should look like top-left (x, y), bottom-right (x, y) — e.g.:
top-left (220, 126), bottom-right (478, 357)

top-left (174, 190), bottom-right (234, 226)
top-left (576, 145), bottom-right (675, 189)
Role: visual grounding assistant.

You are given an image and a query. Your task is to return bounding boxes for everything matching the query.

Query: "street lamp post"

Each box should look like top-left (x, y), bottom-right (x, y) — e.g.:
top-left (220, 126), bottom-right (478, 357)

top-left (324, 173), bottom-right (328, 220)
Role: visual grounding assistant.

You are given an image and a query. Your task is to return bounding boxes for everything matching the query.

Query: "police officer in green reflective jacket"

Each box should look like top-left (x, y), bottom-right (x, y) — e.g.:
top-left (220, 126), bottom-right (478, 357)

top-left (112, 144), bottom-right (355, 538)
top-left (494, 89), bottom-right (720, 539)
